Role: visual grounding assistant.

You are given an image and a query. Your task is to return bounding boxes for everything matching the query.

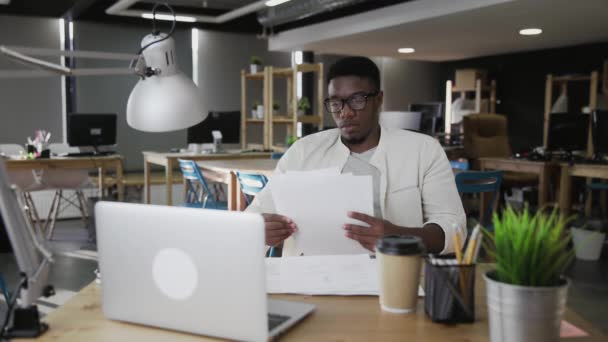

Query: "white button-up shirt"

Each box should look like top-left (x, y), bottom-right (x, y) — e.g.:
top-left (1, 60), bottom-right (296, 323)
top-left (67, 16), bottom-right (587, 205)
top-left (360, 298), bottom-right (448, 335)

top-left (246, 125), bottom-right (466, 255)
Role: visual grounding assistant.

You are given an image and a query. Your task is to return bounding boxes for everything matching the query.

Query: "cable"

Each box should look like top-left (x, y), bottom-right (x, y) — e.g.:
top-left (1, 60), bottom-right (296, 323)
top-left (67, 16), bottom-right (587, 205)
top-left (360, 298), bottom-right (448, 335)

top-left (137, 2), bottom-right (176, 55)
top-left (0, 276), bottom-right (27, 340)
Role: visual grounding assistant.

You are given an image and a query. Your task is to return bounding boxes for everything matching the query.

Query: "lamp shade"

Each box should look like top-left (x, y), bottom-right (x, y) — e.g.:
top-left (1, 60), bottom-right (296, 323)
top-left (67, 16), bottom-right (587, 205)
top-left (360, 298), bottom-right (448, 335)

top-left (127, 34), bottom-right (206, 132)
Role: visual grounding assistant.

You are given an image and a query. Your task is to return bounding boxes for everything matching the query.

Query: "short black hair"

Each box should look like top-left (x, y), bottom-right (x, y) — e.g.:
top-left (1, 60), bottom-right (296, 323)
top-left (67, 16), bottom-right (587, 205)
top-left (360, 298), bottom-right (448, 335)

top-left (327, 56), bottom-right (381, 92)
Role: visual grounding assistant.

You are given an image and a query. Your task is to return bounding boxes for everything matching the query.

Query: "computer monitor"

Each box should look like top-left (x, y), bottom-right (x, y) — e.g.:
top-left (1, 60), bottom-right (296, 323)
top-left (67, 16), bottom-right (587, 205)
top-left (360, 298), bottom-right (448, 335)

top-left (592, 110), bottom-right (608, 155)
top-left (409, 103), bottom-right (443, 135)
top-left (67, 113), bottom-right (117, 149)
top-left (187, 111), bottom-right (240, 144)
top-left (0, 159), bottom-right (53, 336)
top-left (546, 113), bottom-right (589, 153)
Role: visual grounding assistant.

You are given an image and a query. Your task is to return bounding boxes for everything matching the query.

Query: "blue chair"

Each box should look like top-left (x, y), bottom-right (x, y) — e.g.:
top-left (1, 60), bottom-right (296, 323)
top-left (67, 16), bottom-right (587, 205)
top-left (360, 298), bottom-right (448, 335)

top-left (455, 170), bottom-right (503, 229)
top-left (270, 152), bottom-right (284, 160)
top-left (178, 159), bottom-right (227, 210)
top-left (235, 171), bottom-right (268, 206)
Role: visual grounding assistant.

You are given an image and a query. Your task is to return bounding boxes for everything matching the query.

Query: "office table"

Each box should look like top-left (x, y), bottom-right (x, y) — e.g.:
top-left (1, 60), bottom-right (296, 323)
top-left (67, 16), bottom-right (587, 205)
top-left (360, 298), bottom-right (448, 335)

top-left (558, 163), bottom-right (608, 217)
top-left (142, 151), bottom-right (272, 206)
top-left (4, 155), bottom-right (125, 201)
top-left (195, 159), bottom-right (278, 211)
top-left (21, 265), bottom-right (605, 341)
top-left (479, 157), bottom-right (555, 207)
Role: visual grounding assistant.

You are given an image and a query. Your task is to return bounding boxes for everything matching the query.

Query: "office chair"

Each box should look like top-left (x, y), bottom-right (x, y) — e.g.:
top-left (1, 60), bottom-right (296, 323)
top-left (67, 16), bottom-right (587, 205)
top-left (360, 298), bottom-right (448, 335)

top-left (178, 159), bottom-right (227, 210)
top-left (455, 170), bottom-right (503, 229)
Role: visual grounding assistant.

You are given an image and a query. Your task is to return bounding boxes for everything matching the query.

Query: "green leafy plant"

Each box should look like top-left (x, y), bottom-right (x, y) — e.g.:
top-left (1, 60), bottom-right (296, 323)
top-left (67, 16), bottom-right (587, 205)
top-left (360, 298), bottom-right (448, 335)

top-left (250, 56), bottom-right (262, 65)
top-left (273, 102), bottom-right (280, 111)
top-left (297, 97), bottom-right (311, 111)
top-left (483, 206), bottom-right (574, 287)
top-left (252, 100), bottom-right (261, 110)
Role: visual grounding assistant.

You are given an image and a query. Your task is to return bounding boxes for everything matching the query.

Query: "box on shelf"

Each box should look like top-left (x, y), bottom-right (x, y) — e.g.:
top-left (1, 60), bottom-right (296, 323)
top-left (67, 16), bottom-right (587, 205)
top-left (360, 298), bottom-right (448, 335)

top-left (455, 69), bottom-right (487, 90)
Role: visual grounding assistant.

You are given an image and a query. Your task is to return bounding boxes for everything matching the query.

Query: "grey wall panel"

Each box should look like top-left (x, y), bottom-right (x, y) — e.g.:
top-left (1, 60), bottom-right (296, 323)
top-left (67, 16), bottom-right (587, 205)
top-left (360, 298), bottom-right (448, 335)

top-left (379, 58), bottom-right (441, 111)
top-left (0, 15), bottom-right (62, 145)
top-left (196, 30), bottom-right (291, 148)
top-left (74, 22), bottom-right (192, 170)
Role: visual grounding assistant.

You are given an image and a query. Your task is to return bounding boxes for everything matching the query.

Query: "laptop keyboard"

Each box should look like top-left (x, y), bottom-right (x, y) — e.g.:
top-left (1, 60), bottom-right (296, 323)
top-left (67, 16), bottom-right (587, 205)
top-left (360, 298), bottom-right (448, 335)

top-left (268, 313), bottom-right (290, 331)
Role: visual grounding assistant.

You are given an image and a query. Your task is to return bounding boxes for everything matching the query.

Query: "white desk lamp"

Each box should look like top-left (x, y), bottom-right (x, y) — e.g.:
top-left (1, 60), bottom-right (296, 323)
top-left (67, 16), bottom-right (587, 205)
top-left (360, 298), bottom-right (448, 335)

top-left (0, 3), bottom-right (205, 132)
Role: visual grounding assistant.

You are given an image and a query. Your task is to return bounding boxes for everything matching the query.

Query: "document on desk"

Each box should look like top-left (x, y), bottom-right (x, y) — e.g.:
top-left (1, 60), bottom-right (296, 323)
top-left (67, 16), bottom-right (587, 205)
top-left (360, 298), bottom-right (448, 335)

top-left (266, 254), bottom-right (425, 296)
top-left (271, 170), bottom-right (373, 256)
top-left (266, 254), bottom-right (379, 295)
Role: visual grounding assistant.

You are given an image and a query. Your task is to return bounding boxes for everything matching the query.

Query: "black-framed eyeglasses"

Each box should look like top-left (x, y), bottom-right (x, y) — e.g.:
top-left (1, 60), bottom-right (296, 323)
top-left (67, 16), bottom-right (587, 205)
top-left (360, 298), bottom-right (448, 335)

top-left (324, 91), bottom-right (379, 113)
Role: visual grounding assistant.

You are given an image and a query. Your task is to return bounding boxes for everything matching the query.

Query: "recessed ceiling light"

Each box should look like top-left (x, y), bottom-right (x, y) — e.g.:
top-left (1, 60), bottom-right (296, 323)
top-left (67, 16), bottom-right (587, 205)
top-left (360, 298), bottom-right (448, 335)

top-left (265, 0), bottom-right (292, 7)
top-left (519, 28), bottom-right (542, 36)
top-left (398, 47), bottom-right (415, 54)
top-left (141, 13), bottom-right (196, 23)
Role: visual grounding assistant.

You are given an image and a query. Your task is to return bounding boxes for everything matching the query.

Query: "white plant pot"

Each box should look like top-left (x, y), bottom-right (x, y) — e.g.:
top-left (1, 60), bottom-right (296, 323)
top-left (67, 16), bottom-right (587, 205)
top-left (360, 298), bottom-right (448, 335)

top-left (484, 271), bottom-right (568, 342)
top-left (250, 64), bottom-right (260, 74)
top-left (256, 105), bottom-right (264, 119)
top-left (571, 227), bottom-right (606, 261)
top-left (251, 109), bottom-right (257, 118)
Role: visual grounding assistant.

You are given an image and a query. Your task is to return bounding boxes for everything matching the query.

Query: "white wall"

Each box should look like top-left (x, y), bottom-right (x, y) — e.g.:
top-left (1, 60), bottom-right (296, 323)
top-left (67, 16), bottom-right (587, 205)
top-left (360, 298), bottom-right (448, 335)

top-left (0, 15), bottom-right (63, 144)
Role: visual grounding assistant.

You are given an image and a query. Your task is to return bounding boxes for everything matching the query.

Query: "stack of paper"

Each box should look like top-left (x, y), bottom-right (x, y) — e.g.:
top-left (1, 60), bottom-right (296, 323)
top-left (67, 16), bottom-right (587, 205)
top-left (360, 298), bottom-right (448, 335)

top-left (266, 254), bottom-right (425, 297)
top-left (270, 169), bottom-right (373, 256)
top-left (266, 254), bottom-right (379, 295)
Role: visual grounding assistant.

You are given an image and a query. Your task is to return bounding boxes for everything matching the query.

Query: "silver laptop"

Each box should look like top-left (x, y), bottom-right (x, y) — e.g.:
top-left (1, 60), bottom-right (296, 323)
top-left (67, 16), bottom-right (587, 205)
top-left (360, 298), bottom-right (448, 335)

top-left (95, 201), bottom-right (315, 342)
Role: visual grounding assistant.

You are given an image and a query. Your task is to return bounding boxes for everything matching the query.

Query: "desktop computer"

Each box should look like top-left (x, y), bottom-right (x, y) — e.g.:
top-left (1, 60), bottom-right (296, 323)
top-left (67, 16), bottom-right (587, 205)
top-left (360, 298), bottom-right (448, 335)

top-left (187, 111), bottom-right (240, 145)
top-left (67, 113), bottom-right (117, 156)
top-left (409, 103), bottom-right (443, 136)
top-left (546, 112), bottom-right (589, 161)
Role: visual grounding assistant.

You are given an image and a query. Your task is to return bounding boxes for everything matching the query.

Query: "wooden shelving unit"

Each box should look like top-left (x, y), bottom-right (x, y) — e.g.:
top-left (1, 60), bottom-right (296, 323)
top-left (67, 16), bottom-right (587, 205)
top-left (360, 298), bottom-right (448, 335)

top-left (543, 71), bottom-right (599, 156)
top-left (241, 63), bottom-right (325, 151)
top-left (444, 79), bottom-right (497, 135)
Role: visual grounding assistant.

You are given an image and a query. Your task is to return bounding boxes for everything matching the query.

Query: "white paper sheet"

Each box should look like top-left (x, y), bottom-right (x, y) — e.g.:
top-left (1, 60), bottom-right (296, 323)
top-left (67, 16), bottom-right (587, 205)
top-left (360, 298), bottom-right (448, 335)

top-left (266, 254), bottom-right (425, 297)
top-left (266, 254), bottom-right (379, 295)
top-left (271, 171), bottom-right (373, 256)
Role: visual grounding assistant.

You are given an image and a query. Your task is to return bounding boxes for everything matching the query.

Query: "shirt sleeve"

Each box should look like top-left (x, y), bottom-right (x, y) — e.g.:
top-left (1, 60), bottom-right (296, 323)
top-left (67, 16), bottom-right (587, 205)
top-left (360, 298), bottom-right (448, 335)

top-left (420, 139), bottom-right (467, 254)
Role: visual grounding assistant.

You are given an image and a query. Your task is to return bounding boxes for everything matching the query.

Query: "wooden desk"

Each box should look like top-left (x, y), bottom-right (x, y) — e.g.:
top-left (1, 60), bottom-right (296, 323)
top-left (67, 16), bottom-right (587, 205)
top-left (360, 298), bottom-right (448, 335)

top-left (559, 163), bottom-right (608, 217)
top-left (479, 157), bottom-right (553, 207)
top-left (23, 265), bottom-right (605, 341)
top-left (196, 159), bottom-right (278, 211)
top-left (4, 155), bottom-right (124, 201)
top-left (142, 151), bottom-right (271, 206)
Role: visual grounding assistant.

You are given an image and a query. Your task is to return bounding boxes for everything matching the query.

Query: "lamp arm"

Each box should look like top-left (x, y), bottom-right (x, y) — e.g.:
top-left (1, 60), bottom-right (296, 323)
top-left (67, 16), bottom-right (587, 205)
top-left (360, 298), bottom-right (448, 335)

top-left (0, 46), bottom-right (140, 78)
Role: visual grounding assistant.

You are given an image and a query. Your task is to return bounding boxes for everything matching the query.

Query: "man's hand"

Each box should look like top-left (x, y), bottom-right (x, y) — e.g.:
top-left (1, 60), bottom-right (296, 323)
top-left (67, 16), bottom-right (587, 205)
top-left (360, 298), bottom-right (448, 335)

top-left (343, 211), bottom-right (398, 252)
top-left (262, 213), bottom-right (298, 247)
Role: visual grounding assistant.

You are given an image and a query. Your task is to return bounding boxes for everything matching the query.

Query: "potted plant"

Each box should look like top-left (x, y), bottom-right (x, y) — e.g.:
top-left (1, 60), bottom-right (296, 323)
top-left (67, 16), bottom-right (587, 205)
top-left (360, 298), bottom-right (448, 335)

top-left (482, 206), bottom-right (574, 342)
top-left (570, 217), bottom-right (606, 261)
top-left (250, 56), bottom-right (262, 74)
top-left (251, 100), bottom-right (261, 118)
top-left (297, 97), bottom-right (310, 116)
top-left (273, 102), bottom-right (280, 116)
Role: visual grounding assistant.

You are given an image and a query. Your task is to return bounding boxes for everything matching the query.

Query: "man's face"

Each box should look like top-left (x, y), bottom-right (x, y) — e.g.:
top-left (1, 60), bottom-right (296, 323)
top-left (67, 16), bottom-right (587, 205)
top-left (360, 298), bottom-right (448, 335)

top-left (327, 76), bottom-right (383, 145)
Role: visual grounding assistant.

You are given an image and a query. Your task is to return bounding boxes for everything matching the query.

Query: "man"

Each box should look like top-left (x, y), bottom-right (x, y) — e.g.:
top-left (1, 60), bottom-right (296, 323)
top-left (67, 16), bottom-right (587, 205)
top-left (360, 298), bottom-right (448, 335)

top-left (246, 56), bottom-right (465, 255)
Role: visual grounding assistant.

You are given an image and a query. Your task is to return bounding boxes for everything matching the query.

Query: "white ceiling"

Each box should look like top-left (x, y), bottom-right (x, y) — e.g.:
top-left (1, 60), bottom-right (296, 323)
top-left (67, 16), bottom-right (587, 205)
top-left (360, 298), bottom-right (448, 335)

top-left (141, 0), bottom-right (258, 10)
top-left (268, 0), bottom-right (608, 61)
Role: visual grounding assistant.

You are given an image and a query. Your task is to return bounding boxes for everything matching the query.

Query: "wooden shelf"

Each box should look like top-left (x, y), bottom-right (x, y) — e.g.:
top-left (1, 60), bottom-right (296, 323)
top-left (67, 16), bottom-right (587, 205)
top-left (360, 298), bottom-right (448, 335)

top-left (272, 115), bottom-right (322, 124)
top-left (244, 72), bottom-right (264, 80)
top-left (552, 75), bottom-right (592, 82)
top-left (242, 63), bottom-right (325, 149)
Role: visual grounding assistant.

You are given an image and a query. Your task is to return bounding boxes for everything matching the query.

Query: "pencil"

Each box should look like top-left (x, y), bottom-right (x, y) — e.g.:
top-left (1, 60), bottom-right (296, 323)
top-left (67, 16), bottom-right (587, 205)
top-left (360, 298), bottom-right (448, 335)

top-left (454, 234), bottom-right (463, 264)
